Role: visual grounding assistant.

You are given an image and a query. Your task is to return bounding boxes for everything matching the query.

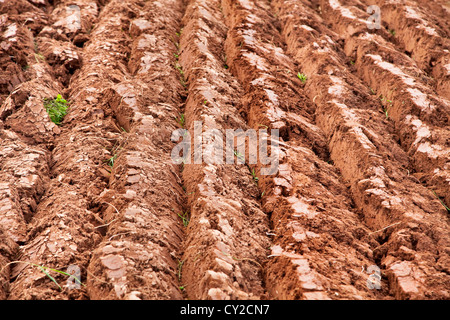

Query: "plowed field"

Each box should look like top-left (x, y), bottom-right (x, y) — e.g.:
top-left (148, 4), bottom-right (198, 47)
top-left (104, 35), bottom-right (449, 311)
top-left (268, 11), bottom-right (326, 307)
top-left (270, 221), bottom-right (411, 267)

top-left (0, 0), bottom-right (449, 300)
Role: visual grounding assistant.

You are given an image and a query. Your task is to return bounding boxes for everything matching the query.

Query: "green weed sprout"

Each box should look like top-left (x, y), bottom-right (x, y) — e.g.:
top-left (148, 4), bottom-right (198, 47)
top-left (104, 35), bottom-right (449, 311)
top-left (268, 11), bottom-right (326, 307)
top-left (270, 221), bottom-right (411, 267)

top-left (177, 211), bottom-right (190, 227)
top-left (297, 72), bottom-right (307, 83)
top-left (44, 94), bottom-right (68, 125)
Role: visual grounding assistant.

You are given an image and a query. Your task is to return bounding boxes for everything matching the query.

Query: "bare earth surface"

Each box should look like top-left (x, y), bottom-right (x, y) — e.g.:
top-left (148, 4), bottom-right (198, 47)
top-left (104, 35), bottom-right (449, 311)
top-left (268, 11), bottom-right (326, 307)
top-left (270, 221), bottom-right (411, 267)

top-left (0, 0), bottom-right (449, 300)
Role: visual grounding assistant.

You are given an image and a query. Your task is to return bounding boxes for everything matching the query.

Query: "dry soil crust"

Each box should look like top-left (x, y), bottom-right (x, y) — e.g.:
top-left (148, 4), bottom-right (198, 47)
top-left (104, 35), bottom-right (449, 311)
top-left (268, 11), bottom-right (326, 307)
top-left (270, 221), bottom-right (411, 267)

top-left (0, 0), bottom-right (449, 300)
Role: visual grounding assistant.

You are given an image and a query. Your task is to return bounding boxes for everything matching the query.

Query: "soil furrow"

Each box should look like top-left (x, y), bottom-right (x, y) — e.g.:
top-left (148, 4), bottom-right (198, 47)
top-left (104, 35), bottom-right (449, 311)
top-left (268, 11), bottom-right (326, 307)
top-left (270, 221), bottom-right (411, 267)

top-left (86, 0), bottom-right (187, 300)
top-left (0, 0), bottom-right (82, 299)
top-left (313, 0), bottom-right (450, 99)
top-left (275, 0), bottom-right (450, 299)
top-left (221, 0), bottom-right (393, 300)
top-left (0, 0), bottom-right (41, 299)
top-left (177, 0), bottom-right (270, 300)
top-left (319, 0), bottom-right (450, 207)
top-left (4, 0), bottom-right (111, 300)
top-left (0, 0), bottom-right (43, 105)
top-left (346, 35), bottom-right (450, 206)
top-left (411, 0), bottom-right (450, 36)
top-left (1, 0), bottom-right (449, 301)
top-left (0, 227), bottom-right (16, 299)
top-left (364, 0), bottom-right (450, 99)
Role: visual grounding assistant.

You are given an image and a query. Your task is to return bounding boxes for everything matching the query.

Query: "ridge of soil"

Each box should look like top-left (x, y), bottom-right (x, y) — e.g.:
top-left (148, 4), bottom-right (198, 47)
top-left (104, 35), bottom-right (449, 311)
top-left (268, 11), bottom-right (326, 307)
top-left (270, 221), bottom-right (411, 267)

top-left (0, 0), bottom-right (448, 300)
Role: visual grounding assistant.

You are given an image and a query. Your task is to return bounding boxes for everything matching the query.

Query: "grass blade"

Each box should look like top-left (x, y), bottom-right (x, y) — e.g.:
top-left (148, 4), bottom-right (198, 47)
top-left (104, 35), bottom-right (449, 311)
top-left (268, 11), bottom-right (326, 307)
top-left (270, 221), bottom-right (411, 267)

top-left (432, 190), bottom-right (450, 211)
top-left (46, 267), bottom-right (84, 286)
top-left (39, 266), bottom-right (62, 290)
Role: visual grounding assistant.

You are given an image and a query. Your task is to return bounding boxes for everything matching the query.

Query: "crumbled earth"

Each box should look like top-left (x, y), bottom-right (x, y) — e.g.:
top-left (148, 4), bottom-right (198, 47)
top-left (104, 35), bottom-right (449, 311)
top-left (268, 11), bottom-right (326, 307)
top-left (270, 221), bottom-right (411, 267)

top-left (0, 0), bottom-right (449, 300)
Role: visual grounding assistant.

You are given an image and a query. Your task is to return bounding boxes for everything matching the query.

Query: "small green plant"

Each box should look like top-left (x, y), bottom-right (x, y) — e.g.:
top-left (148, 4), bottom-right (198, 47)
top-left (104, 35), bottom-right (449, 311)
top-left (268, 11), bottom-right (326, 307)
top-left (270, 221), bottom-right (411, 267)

top-left (173, 52), bottom-right (186, 87)
top-left (379, 95), bottom-right (392, 119)
top-left (350, 60), bottom-right (355, 65)
top-left (34, 52), bottom-right (45, 63)
top-left (175, 62), bottom-right (184, 75)
top-left (173, 59), bottom-right (186, 87)
top-left (389, 29), bottom-right (396, 36)
top-left (223, 54), bottom-right (229, 69)
top-left (233, 149), bottom-right (261, 184)
top-left (251, 168), bottom-right (259, 182)
top-left (44, 94), bottom-right (68, 125)
top-left (177, 211), bottom-right (189, 227)
top-left (297, 72), bottom-right (307, 83)
top-left (177, 259), bottom-right (185, 281)
top-left (107, 154), bottom-right (118, 168)
top-left (104, 135), bottom-right (126, 169)
top-left (176, 113), bottom-right (185, 127)
top-left (234, 149), bottom-right (245, 163)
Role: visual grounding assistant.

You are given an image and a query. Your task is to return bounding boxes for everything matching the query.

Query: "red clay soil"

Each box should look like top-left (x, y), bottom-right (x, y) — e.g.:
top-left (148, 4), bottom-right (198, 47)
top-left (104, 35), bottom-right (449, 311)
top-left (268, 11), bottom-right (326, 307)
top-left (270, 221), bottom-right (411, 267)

top-left (0, 0), bottom-right (448, 300)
